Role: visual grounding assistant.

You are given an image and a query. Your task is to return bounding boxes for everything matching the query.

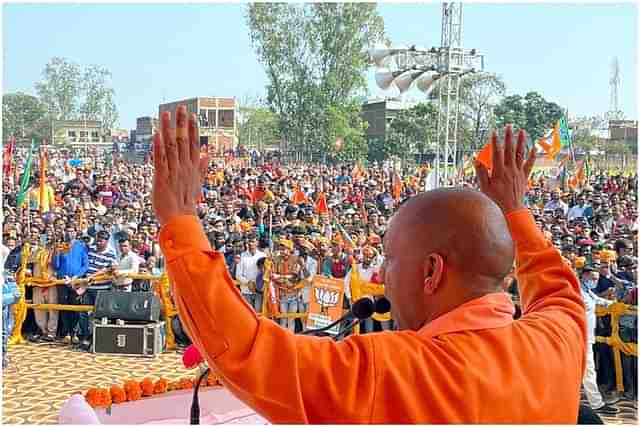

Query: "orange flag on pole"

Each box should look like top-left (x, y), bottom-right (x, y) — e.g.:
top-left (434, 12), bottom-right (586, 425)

top-left (315, 192), bottom-right (329, 215)
top-left (475, 141), bottom-right (493, 172)
top-left (392, 172), bottom-right (402, 200)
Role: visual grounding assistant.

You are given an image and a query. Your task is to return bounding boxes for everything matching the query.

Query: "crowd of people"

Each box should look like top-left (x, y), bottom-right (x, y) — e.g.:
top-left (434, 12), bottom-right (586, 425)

top-left (1, 145), bottom-right (637, 410)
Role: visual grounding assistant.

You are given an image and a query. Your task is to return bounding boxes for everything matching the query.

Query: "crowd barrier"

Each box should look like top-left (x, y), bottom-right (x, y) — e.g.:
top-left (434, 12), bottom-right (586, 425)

top-left (595, 303), bottom-right (638, 393)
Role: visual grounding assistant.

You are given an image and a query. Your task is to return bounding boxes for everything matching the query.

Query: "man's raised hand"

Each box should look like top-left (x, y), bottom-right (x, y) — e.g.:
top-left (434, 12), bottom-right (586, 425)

top-left (474, 125), bottom-right (536, 214)
top-left (152, 105), bottom-right (201, 227)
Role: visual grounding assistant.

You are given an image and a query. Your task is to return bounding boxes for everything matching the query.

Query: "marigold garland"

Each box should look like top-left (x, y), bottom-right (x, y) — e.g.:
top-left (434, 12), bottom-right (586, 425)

top-left (110, 385), bottom-right (126, 404)
top-left (141, 378), bottom-right (155, 397)
top-left (124, 379), bottom-right (143, 401)
top-left (82, 374), bottom-right (222, 407)
top-left (154, 378), bottom-right (169, 394)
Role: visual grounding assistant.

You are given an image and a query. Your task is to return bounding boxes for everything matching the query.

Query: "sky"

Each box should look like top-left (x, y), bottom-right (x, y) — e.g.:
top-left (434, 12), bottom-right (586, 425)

top-left (3, 1), bottom-right (637, 130)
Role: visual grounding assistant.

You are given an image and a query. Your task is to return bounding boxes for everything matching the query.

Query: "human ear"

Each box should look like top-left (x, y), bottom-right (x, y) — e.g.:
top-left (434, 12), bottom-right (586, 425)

top-left (423, 253), bottom-right (445, 295)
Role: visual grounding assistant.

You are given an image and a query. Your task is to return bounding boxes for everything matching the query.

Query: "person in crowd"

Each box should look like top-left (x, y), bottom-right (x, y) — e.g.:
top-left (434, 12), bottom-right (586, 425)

top-left (113, 238), bottom-right (140, 292)
top-left (77, 230), bottom-right (118, 351)
top-left (579, 265), bottom-right (619, 415)
top-left (236, 235), bottom-right (267, 313)
top-left (52, 225), bottom-right (89, 344)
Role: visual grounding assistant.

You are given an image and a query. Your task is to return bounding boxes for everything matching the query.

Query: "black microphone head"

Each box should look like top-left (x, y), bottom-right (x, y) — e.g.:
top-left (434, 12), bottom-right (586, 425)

top-left (352, 297), bottom-right (375, 320)
top-left (375, 296), bottom-right (391, 314)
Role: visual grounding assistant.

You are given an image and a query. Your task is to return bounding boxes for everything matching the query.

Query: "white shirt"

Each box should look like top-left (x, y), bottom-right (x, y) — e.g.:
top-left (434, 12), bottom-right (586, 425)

top-left (237, 250), bottom-right (267, 294)
top-left (300, 256), bottom-right (319, 305)
top-left (115, 251), bottom-right (141, 288)
top-left (580, 283), bottom-right (613, 344)
top-left (544, 200), bottom-right (568, 215)
top-left (567, 205), bottom-right (587, 221)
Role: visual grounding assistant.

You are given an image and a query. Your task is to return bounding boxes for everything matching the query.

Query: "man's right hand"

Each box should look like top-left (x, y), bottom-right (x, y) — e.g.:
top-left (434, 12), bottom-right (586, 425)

top-left (474, 126), bottom-right (537, 215)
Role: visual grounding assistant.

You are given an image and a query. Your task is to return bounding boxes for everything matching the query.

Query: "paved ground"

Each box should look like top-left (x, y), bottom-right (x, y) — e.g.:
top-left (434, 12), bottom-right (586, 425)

top-left (1, 341), bottom-right (637, 424)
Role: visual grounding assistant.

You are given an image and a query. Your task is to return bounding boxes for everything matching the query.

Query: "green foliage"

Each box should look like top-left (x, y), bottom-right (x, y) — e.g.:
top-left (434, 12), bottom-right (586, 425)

top-left (374, 102), bottom-right (438, 162)
top-left (2, 92), bottom-right (47, 141)
top-left (325, 103), bottom-right (368, 163)
top-left (494, 91), bottom-right (563, 140)
top-left (238, 106), bottom-right (281, 149)
top-left (81, 65), bottom-right (118, 129)
top-left (35, 57), bottom-right (118, 129)
top-left (246, 3), bottom-right (385, 157)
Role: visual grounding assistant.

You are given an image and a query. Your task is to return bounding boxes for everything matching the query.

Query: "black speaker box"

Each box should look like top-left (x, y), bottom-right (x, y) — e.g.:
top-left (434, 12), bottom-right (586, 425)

top-left (94, 291), bottom-right (161, 322)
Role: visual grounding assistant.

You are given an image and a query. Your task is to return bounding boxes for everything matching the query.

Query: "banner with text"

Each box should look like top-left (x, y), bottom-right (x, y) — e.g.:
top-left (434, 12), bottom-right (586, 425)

top-left (306, 276), bottom-right (345, 335)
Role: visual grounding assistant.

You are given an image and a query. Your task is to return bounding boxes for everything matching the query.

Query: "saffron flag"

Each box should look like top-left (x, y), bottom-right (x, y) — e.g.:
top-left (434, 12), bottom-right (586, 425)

top-left (475, 141), bottom-right (493, 171)
top-left (16, 140), bottom-right (35, 208)
top-left (315, 192), bottom-right (329, 215)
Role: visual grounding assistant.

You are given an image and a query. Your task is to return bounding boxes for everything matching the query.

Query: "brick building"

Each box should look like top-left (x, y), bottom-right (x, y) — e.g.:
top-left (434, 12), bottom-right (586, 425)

top-left (158, 97), bottom-right (237, 154)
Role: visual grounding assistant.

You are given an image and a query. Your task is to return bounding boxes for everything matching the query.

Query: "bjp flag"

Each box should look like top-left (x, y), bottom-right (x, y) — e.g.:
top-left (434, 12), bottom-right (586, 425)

top-left (306, 276), bottom-right (345, 335)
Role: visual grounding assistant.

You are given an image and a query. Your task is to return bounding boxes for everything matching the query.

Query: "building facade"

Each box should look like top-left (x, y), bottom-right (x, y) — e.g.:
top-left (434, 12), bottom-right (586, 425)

top-left (158, 97), bottom-right (237, 154)
top-left (52, 119), bottom-right (109, 147)
top-left (135, 116), bottom-right (158, 143)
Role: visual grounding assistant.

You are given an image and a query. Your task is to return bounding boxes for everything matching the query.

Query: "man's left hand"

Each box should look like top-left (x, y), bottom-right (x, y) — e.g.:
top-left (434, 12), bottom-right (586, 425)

top-left (152, 105), bottom-right (204, 227)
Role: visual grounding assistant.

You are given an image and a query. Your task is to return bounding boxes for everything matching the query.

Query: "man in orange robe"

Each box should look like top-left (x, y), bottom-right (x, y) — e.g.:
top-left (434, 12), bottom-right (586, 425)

top-left (152, 106), bottom-right (587, 423)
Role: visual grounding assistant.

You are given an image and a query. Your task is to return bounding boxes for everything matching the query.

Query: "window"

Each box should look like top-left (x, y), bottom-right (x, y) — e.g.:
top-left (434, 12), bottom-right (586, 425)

top-left (91, 131), bottom-right (99, 138)
top-left (218, 110), bottom-right (234, 128)
top-left (208, 110), bottom-right (217, 128)
top-left (68, 130), bottom-right (77, 140)
top-left (79, 131), bottom-right (88, 137)
top-left (199, 109), bottom-right (209, 128)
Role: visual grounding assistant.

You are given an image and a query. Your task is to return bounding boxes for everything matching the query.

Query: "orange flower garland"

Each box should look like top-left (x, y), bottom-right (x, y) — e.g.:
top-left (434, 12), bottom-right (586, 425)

top-left (153, 378), bottom-right (169, 394)
top-left (123, 380), bottom-right (143, 401)
top-left (141, 378), bottom-right (155, 397)
top-left (110, 385), bottom-right (127, 404)
top-left (83, 375), bottom-right (222, 407)
top-left (178, 378), bottom-right (194, 390)
top-left (85, 388), bottom-right (111, 408)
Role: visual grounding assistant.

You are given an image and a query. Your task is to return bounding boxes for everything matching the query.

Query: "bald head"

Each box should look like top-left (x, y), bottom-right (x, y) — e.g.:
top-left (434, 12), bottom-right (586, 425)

top-left (398, 188), bottom-right (514, 285)
top-left (381, 188), bottom-right (515, 330)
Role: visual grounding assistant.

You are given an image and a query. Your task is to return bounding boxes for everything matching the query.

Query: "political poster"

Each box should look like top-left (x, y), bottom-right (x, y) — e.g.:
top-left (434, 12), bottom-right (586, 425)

top-left (306, 276), bottom-right (345, 335)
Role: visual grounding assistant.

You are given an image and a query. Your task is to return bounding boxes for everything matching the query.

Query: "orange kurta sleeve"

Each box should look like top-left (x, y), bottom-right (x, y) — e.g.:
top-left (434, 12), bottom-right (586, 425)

top-left (505, 208), bottom-right (587, 348)
top-left (160, 215), bottom-right (376, 423)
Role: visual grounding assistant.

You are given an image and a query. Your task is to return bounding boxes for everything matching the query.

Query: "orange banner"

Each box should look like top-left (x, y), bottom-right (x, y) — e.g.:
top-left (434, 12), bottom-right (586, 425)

top-left (306, 276), bottom-right (345, 335)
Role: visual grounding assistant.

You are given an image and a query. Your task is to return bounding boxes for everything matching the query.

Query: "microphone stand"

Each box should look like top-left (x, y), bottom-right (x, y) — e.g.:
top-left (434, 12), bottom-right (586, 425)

top-left (333, 318), bottom-right (362, 341)
top-left (190, 367), bottom-right (210, 425)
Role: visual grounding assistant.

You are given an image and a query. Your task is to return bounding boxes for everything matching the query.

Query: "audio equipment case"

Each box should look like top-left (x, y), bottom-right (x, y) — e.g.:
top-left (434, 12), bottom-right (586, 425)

top-left (93, 320), bottom-right (166, 357)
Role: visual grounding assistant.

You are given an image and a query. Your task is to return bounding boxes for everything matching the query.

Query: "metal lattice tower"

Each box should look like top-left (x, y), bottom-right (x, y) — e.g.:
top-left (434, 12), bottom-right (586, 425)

top-left (435, 2), bottom-right (464, 186)
top-left (606, 57), bottom-right (623, 121)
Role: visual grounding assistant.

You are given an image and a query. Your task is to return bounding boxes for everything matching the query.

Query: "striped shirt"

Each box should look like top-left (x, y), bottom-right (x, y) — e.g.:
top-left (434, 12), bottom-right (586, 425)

top-left (87, 245), bottom-right (118, 289)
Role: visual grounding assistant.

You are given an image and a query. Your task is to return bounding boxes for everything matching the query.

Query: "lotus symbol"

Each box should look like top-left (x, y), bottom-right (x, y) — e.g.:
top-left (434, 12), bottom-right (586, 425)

top-left (315, 288), bottom-right (339, 307)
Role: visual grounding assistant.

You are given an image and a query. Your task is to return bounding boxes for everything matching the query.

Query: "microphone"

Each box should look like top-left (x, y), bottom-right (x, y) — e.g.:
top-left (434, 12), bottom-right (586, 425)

top-left (301, 296), bottom-right (390, 336)
top-left (334, 296), bottom-right (392, 340)
top-left (301, 297), bottom-right (374, 336)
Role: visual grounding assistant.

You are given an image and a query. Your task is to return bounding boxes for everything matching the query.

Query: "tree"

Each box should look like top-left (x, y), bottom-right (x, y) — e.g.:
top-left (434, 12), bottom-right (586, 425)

top-left (238, 106), bottom-right (281, 150)
top-left (494, 91), bottom-right (563, 141)
top-left (35, 57), bottom-right (119, 130)
top-left (80, 65), bottom-right (118, 129)
top-left (2, 92), bottom-right (47, 141)
top-left (246, 3), bottom-right (385, 155)
top-left (431, 73), bottom-right (506, 150)
top-left (35, 57), bottom-right (82, 121)
top-left (324, 102), bottom-right (368, 163)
